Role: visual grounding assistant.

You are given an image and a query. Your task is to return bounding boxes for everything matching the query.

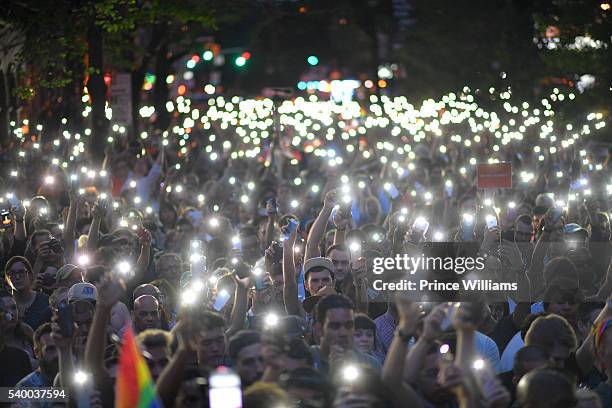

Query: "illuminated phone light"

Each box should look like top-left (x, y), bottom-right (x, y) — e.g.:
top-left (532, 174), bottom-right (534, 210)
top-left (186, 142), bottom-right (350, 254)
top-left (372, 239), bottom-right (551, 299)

top-left (129, 180), bottom-right (137, 189)
top-left (228, 177), bottom-right (236, 185)
top-left (342, 365), bottom-right (360, 382)
top-left (508, 201), bottom-right (516, 209)
top-left (349, 242), bottom-right (361, 254)
top-left (357, 181), bottom-right (366, 190)
top-left (74, 370), bottom-right (90, 385)
top-left (145, 206), bottom-right (152, 214)
top-left (433, 231), bottom-right (445, 241)
top-left (134, 196), bottom-right (141, 205)
top-left (247, 182), bottom-right (256, 190)
top-left (209, 217), bottom-right (220, 228)
top-left (473, 358), bottom-right (485, 370)
top-left (77, 254), bottom-right (90, 266)
top-left (181, 289), bottom-right (196, 306)
top-left (10, 170), bottom-right (18, 177)
top-left (116, 261), bottom-right (131, 276)
top-left (44, 175), bottom-right (55, 185)
top-left (240, 195), bottom-right (249, 204)
top-left (192, 279), bottom-right (205, 292)
top-left (264, 313), bottom-right (279, 328)
top-left (462, 213), bottom-right (474, 224)
top-left (290, 200), bottom-right (299, 209)
top-left (584, 189), bottom-right (592, 196)
top-left (440, 344), bottom-right (450, 354)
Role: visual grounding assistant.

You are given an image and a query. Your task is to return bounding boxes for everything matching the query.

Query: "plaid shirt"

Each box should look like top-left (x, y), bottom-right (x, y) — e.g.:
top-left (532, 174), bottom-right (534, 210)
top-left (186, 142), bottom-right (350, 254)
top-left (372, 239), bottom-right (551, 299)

top-left (374, 311), bottom-right (397, 362)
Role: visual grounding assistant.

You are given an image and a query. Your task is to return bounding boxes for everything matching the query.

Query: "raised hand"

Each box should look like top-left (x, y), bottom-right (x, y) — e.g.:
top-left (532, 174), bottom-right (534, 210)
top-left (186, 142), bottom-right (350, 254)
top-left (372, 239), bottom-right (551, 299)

top-left (96, 274), bottom-right (126, 309)
top-left (421, 303), bottom-right (450, 342)
top-left (50, 319), bottom-right (74, 350)
top-left (395, 293), bottom-right (419, 335)
top-left (333, 206), bottom-right (352, 230)
top-left (323, 189), bottom-right (339, 209)
top-left (91, 199), bottom-right (108, 219)
top-left (451, 302), bottom-right (486, 332)
top-left (11, 201), bottom-right (26, 221)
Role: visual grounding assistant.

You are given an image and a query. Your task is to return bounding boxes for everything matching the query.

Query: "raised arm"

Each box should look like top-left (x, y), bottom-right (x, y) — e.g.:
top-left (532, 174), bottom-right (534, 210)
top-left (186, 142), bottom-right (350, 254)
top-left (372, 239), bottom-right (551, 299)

top-left (226, 273), bottom-right (251, 337)
top-left (305, 189), bottom-right (337, 261)
top-left (451, 303), bottom-right (484, 408)
top-left (63, 190), bottom-right (79, 261)
top-left (156, 320), bottom-right (194, 407)
top-left (85, 274), bottom-right (126, 376)
top-left (11, 200), bottom-right (27, 243)
top-left (263, 199), bottom-right (278, 251)
top-left (351, 258), bottom-right (368, 314)
top-left (332, 205), bottom-right (351, 246)
top-left (51, 319), bottom-right (75, 387)
top-left (86, 198), bottom-right (107, 253)
top-left (133, 229), bottom-right (152, 282)
top-left (283, 229), bottom-right (304, 317)
top-left (382, 296), bottom-right (424, 408)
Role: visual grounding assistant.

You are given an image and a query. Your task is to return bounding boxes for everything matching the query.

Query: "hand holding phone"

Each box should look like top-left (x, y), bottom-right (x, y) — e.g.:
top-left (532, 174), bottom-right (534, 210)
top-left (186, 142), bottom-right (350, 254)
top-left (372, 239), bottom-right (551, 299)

top-left (266, 198), bottom-right (278, 215)
top-left (58, 301), bottom-right (73, 338)
top-left (0, 210), bottom-right (13, 232)
top-left (282, 218), bottom-right (298, 241)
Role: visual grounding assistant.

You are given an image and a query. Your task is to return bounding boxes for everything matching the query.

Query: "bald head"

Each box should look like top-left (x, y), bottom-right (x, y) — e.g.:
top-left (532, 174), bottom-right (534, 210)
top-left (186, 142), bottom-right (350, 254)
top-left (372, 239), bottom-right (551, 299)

top-left (133, 284), bottom-right (161, 301)
top-left (517, 368), bottom-right (577, 408)
top-left (133, 295), bottom-right (161, 333)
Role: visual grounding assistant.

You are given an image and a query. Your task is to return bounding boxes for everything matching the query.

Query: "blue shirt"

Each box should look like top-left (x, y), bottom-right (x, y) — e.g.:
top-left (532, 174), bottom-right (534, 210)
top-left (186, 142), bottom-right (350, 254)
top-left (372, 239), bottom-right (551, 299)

top-left (14, 370), bottom-right (52, 408)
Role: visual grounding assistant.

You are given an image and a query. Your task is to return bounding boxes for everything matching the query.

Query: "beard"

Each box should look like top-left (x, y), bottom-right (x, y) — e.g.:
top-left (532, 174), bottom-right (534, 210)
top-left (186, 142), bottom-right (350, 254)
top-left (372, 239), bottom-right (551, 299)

top-left (40, 356), bottom-right (59, 380)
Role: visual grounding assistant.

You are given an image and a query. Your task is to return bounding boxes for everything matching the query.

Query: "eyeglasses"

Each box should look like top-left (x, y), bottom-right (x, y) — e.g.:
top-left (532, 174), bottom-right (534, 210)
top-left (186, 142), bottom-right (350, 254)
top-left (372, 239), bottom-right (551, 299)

top-left (7, 269), bottom-right (28, 279)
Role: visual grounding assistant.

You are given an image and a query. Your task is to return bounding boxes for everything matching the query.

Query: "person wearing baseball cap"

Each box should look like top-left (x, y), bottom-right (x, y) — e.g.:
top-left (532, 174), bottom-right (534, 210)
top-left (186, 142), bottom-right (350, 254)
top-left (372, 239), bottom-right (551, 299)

top-left (302, 257), bottom-right (337, 314)
top-left (55, 264), bottom-right (84, 289)
top-left (67, 282), bottom-right (97, 337)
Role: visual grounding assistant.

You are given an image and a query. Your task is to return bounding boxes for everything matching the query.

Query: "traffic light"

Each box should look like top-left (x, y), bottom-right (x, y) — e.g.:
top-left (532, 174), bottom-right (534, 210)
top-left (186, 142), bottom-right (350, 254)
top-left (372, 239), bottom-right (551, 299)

top-left (307, 55), bottom-right (319, 66)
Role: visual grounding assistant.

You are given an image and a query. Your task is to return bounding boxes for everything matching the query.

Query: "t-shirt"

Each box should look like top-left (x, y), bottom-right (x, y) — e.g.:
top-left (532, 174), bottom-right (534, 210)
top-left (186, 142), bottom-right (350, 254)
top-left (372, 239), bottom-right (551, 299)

top-left (14, 370), bottom-right (53, 408)
top-left (499, 331), bottom-right (524, 373)
top-left (0, 345), bottom-right (33, 387)
top-left (23, 291), bottom-right (52, 331)
top-left (310, 345), bottom-right (382, 376)
top-left (475, 331), bottom-right (502, 373)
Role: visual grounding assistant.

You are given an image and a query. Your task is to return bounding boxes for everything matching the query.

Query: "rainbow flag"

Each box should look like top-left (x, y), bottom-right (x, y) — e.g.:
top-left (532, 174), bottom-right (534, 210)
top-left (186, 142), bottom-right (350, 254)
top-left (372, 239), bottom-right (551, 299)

top-left (115, 327), bottom-right (163, 408)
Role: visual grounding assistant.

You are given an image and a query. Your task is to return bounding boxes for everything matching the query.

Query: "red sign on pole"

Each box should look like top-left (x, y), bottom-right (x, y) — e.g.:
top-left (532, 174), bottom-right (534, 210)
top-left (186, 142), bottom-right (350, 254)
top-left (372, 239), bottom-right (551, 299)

top-left (477, 163), bottom-right (512, 189)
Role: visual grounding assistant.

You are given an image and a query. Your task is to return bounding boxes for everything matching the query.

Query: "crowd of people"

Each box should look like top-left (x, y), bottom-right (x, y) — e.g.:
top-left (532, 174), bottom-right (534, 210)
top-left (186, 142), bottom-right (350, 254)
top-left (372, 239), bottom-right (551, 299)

top-left (0, 86), bottom-right (611, 408)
